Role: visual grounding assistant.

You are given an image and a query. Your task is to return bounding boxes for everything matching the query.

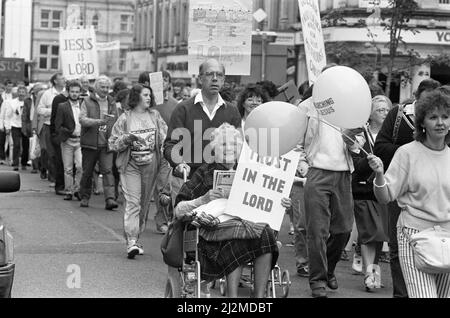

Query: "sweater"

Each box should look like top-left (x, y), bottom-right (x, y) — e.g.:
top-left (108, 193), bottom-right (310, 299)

top-left (383, 141), bottom-right (450, 231)
top-left (163, 96), bottom-right (241, 178)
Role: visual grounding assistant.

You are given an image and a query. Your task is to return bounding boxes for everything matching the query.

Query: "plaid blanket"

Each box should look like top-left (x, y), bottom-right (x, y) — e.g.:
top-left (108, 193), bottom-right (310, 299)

top-left (175, 163), bottom-right (267, 242)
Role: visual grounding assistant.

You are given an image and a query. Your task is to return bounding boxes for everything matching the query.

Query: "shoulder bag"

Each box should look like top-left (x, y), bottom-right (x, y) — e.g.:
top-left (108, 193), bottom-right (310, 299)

top-left (404, 226), bottom-right (450, 274)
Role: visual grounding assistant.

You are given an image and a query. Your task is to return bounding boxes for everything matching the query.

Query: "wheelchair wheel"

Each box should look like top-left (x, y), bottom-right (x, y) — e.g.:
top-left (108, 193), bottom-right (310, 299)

top-left (164, 266), bottom-right (182, 298)
top-left (219, 278), bottom-right (227, 296)
top-left (280, 270), bottom-right (291, 298)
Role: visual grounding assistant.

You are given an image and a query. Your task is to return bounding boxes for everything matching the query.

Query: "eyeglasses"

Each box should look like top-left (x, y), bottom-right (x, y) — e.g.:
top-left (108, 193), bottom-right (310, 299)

top-left (201, 72), bottom-right (225, 79)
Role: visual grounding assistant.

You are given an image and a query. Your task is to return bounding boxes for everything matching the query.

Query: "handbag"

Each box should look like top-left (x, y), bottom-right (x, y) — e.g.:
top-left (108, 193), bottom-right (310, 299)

top-left (405, 226), bottom-right (450, 274)
top-left (160, 220), bottom-right (185, 268)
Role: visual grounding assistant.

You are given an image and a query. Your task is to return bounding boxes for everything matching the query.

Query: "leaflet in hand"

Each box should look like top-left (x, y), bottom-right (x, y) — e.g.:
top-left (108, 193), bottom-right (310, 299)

top-left (213, 170), bottom-right (235, 197)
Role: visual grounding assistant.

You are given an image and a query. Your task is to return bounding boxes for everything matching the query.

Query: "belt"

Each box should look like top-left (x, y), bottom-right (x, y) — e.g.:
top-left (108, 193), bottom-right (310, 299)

top-left (69, 135), bottom-right (80, 138)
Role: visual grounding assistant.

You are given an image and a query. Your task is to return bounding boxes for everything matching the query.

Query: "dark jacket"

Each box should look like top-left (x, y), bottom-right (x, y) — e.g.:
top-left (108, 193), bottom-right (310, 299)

top-left (21, 97), bottom-right (33, 137)
top-left (163, 96), bottom-right (241, 178)
top-left (50, 93), bottom-right (69, 137)
top-left (351, 127), bottom-right (377, 201)
top-left (374, 103), bottom-right (415, 169)
top-left (55, 101), bottom-right (79, 143)
top-left (79, 93), bottom-right (118, 151)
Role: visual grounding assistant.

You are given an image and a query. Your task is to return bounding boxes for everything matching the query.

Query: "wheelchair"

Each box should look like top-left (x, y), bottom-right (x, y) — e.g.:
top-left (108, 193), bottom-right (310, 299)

top-left (162, 169), bottom-right (291, 298)
top-left (164, 220), bottom-right (291, 298)
top-left (216, 240), bottom-right (291, 298)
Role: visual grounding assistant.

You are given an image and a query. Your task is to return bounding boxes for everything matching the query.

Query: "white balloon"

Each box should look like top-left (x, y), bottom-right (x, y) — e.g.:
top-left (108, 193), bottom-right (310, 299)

top-left (312, 66), bottom-right (372, 129)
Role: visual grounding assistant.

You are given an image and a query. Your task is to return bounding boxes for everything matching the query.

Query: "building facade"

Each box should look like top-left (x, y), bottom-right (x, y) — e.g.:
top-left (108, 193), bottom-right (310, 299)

top-left (30, 0), bottom-right (134, 82)
top-left (131, 0), bottom-right (290, 86)
top-left (132, 0), bottom-right (450, 101)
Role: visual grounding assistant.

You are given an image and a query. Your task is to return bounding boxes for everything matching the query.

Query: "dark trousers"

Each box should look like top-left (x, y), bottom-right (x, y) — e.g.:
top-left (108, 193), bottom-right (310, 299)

top-left (304, 168), bottom-right (354, 290)
top-left (40, 125), bottom-right (55, 182)
top-left (388, 201), bottom-right (409, 298)
top-left (51, 136), bottom-right (65, 192)
top-left (0, 130), bottom-right (6, 160)
top-left (80, 147), bottom-right (115, 202)
top-left (11, 127), bottom-right (29, 167)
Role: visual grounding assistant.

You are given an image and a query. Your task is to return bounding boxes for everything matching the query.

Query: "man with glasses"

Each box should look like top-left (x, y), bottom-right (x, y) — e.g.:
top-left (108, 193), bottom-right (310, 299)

top-left (163, 58), bottom-right (241, 205)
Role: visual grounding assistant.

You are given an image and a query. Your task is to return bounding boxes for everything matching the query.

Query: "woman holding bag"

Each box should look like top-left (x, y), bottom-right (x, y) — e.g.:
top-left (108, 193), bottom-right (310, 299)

top-left (109, 84), bottom-right (167, 259)
top-left (367, 88), bottom-right (450, 298)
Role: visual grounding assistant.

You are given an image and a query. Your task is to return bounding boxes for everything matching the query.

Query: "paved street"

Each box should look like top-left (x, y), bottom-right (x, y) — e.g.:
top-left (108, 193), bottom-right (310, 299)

top-left (1, 165), bottom-right (393, 298)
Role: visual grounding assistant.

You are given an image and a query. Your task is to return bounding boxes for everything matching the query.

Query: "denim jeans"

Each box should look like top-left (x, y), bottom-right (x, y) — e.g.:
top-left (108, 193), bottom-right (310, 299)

top-left (80, 147), bottom-right (115, 202)
top-left (388, 201), bottom-right (409, 298)
top-left (289, 182), bottom-right (309, 268)
top-left (120, 159), bottom-right (158, 247)
top-left (61, 138), bottom-right (82, 194)
top-left (304, 168), bottom-right (353, 290)
top-left (11, 127), bottom-right (29, 167)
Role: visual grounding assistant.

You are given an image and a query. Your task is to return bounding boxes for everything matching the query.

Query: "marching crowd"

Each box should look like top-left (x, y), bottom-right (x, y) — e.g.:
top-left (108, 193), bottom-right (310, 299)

top-left (0, 58), bottom-right (449, 298)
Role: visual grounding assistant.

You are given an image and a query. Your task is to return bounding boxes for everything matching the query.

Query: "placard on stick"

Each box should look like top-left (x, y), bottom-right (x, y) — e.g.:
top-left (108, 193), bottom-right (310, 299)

top-left (149, 72), bottom-right (164, 106)
top-left (59, 26), bottom-right (99, 80)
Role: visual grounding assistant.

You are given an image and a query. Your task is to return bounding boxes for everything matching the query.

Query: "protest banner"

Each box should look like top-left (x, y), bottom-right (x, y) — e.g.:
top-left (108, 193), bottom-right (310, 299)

top-left (149, 72), bottom-right (164, 106)
top-left (225, 143), bottom-right (300, 231)
top-left (0, 58), bottom-right (25, 82)
top-left (298, 0), bottom-right (327, 84)
top-left (188, 0), bottom-right (253, 75)
top-left (59, 26), bottom-right (99, 80)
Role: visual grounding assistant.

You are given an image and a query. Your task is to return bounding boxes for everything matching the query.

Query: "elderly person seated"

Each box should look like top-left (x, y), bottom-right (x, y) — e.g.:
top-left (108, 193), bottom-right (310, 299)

top-left (174, 123), bottom-right (291, 298)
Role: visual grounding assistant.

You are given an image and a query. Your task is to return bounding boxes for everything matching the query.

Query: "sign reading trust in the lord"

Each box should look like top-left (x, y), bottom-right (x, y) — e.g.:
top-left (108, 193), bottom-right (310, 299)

top-left (226, 143), bottom-right (300, 231)
top-left (59, 26), bottom-right (99, 80)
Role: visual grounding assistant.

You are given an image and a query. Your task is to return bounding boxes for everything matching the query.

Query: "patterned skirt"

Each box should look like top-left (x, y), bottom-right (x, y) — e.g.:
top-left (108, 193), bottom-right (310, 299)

top-left (198, 225), bottom-right (279, 282)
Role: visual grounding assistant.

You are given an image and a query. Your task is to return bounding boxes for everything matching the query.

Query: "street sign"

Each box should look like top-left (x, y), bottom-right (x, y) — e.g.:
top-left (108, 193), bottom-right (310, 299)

top-left (0, 58), bottom-right (25, 82)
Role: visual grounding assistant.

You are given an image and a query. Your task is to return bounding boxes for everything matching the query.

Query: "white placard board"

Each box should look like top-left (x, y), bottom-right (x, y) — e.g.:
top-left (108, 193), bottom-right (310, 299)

top-left (59, 26), bottom-right (99, 80)
top-left (225, 143), bottom-right (300, 231)
top-left (188, 0), bottom-right (253, 76)
top-left (298, 0), bottom-right (327, 84)
top-left (149, 72), bottom-right (164, 106)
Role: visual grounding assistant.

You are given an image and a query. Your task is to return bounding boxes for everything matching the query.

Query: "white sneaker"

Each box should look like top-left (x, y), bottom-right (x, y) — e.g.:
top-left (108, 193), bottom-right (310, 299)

top-left (127, 245), bottom-right (140, 259)
top-left (352, 253), bottom-right (363, 273)
top-left (137, 245), bottom-right (144, 255)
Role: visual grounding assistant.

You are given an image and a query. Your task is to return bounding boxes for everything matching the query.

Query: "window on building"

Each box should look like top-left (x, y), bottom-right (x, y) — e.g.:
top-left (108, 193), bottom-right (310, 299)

top-left (119, 49), bottom-right (127, 72)
top-left (439, 0), bottom-right (450, 4)
top-left (40, 9), bottom-right (63, 29)
top-left (120, 14), bottom-right (133, 33)
top-left (92, 13), bottom-right (99, 30)
top-left (40, 10), bottom-right (50, 28)
top-left (39, 44), bottom-right (59, 70)
top-left (52, 11), bottom-right (62, 28)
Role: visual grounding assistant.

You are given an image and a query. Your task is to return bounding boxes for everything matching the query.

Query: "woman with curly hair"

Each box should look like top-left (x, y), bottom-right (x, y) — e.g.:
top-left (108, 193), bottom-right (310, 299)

top-left (236, 84), bottom-right (269, 125)
top-left (368, 88), bottom-right (450, 298)
top-left (109, 84), bottom-right (168, 259)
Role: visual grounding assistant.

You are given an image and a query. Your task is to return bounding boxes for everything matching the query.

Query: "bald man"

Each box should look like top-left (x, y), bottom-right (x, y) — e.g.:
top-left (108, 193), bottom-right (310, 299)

top-left (162, 59), bottom-right (241, 229)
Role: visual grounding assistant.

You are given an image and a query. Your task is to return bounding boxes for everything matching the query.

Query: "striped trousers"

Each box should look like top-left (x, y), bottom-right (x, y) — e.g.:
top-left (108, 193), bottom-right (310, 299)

top-left (398, 227), bottom-right (450, 298)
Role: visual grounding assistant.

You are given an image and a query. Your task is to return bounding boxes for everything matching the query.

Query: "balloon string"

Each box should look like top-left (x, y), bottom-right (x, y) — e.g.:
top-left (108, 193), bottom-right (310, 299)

top-left (315, 117), bottom-right (371, 157)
